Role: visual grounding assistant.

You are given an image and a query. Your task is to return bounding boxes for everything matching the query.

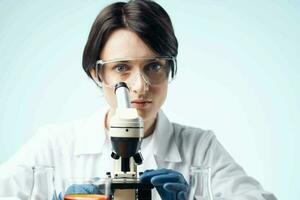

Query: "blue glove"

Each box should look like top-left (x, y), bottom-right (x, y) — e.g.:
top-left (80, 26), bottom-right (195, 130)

top-left (140, 168), bottom-right (188, 200)
top-left (58, 184), bottom-right (101, 200)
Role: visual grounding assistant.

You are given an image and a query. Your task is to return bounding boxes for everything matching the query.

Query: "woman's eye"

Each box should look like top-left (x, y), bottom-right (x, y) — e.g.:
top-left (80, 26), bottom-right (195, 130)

top-left (114, 64), bottom-right (128, 72)
top-left (145, 62), bottom-right (162, 72)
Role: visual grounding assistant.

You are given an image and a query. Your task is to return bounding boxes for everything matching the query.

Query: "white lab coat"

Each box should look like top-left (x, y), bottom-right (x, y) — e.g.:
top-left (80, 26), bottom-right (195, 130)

top-left (0, 107), bottom-right (277, 200)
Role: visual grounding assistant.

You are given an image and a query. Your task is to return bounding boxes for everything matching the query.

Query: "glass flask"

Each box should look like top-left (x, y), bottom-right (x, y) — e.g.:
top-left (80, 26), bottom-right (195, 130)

top-left (28, 165), bottom-right (58, 200)
top-left (188, 166), bottom-right (214, 200)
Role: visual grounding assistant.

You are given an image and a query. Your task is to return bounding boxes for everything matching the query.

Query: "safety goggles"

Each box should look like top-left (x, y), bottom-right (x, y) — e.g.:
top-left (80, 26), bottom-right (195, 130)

top-left (95, 56), bottom-right (177, 88)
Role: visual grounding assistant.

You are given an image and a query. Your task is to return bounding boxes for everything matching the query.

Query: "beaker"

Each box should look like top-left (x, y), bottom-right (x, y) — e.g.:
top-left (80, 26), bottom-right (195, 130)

top-left (28, 165), bottom-right (58, 200)
top-left (188, 166), bottom-right (214, 200)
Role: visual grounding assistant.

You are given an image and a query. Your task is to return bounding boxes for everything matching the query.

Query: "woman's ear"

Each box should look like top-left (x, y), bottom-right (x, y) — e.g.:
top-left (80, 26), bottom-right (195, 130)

top-left (89, 68), bottom-right (100, 85)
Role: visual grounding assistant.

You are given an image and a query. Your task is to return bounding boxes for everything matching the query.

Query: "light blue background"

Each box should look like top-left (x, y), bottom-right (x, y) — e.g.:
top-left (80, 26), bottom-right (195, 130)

top-left (0, 0), bottom-right (299, 199)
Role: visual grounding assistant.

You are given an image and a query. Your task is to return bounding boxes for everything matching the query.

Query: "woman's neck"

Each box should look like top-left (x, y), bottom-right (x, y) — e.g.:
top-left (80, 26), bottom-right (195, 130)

top-left (143, 117), bottom-right (156, 138)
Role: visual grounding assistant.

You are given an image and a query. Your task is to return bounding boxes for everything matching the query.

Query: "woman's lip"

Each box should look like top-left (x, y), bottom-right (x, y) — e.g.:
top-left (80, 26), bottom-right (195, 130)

top-left (131, 101), bottom-right (152, 109)
top-left (131, 100), bottom-right (152, 103)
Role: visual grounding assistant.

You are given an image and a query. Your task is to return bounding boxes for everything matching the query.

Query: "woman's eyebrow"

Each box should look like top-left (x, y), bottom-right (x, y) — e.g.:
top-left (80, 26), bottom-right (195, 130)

top-left (116, 60), bottom-right (130, 63)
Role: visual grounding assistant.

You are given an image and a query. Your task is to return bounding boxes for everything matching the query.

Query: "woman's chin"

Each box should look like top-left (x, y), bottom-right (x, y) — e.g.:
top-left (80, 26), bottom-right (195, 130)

top-left (137, 109), bottom-right (156, 122)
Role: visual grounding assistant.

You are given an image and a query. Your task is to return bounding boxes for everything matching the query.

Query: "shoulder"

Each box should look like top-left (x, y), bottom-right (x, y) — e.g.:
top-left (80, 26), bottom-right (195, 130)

top-left (172, 122), bottom-right (215, 143)
top-left (31, 118), bottom-right (83, 151)
top-left (171, 122), bottom-right (219, 156)
top-left (156, 110), bottom-right (216, 148)
top-left (0, 120), bottom-right (80, 170)
top-left (36, 110), bottom-right (105, 141)
top-left (171, 122), bottom-right (236, 166)
top-left (27, 111), bottom-right (105, 159)
top-left (26, 119), bottom-right (86, 162)
top-left (36, 119), bottom-right (83, 141)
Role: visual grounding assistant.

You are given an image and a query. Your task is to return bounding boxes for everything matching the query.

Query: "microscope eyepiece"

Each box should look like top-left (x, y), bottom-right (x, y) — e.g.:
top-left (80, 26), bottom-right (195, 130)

top-left (114, 82), bottom-right (131, 108)
top-left (114, 82), bottom-right (129, 93)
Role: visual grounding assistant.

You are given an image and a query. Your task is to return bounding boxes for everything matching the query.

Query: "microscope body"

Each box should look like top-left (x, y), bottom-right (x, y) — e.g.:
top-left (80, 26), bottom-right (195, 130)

top-left (107, 83), bottom-right (153, 200)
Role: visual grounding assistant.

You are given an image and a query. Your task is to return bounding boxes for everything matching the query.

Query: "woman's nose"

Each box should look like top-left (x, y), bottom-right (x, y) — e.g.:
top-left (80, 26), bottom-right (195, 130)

top-left (130, 73), bottom-right (149, 94)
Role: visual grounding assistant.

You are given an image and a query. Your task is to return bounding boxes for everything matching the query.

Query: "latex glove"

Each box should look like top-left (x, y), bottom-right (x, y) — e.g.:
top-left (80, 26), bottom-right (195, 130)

top-left (58, 184), bottom-right (101, 200)
top-left (140, 168), bottom-right (188, 200)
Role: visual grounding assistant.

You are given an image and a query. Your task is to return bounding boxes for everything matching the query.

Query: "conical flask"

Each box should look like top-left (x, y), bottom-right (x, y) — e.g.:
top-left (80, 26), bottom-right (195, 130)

top-left (188, 166), bottom-right (214, 200)
top-left (28, 165), bottom-right (58, 200)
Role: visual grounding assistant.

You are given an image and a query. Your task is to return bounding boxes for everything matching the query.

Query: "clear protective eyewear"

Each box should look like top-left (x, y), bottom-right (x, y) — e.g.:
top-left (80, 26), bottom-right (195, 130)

top-left (95, 56), bottom-right (177, 88)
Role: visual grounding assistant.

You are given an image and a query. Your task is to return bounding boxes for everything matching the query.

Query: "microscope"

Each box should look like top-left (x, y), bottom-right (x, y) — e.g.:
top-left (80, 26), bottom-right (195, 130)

top-left (107, 82), bottom-right (153, 200)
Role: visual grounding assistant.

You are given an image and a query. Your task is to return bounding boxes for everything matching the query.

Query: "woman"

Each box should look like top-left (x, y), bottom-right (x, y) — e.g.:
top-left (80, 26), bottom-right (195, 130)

top-left (0, 0), bottom-right (276, 199)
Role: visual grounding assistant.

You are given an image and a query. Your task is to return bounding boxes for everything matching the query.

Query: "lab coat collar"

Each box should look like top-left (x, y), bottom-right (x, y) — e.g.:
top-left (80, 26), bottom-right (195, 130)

top-left (152, 110), bottom-right (182, 163)
top-left (73, 108), bottom-right (182, 164)
top-left (74, 107), bottom-right (108, 156)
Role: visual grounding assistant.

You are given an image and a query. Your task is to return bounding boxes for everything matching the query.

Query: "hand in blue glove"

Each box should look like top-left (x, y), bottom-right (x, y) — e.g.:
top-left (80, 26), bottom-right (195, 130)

top-left (140, 168), bottom-right (189, 200)
top-left (57, 183), bottom-right (101, 200)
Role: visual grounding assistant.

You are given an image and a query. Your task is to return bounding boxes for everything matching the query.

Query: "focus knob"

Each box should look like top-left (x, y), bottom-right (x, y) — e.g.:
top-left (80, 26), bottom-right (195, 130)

top-left (111, 151), bottom-right (120, 159)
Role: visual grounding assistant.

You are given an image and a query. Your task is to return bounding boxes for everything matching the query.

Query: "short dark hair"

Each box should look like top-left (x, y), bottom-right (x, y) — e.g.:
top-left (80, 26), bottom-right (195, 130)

top-left (82, 0), bottom-right (178, 79)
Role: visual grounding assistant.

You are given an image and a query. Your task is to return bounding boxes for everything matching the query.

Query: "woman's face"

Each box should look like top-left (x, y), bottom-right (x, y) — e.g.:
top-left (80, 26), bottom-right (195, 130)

top-left (92, 29), bottom-right (168, 126)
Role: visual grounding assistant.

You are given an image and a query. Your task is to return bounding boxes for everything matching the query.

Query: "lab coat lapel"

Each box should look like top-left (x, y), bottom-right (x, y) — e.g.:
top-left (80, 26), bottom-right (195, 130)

top-left (139, 149), bottom-right (158, 172)
top-left (153, 110), bottom-right (182, 164)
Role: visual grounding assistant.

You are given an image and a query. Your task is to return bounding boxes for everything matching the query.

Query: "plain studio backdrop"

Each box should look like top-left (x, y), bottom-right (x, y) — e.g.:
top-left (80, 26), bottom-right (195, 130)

top-left (0, 0), bottom-right (299, 199)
